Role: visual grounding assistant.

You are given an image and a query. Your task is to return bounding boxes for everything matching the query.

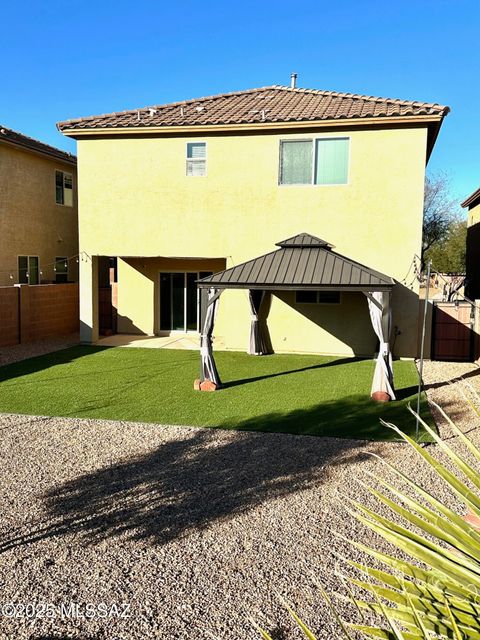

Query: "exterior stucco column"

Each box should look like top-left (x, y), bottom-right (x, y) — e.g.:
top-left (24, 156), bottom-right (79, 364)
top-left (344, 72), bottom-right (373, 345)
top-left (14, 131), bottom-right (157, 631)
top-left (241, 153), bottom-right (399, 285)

top-left (79, 254), bottom-right (99, 344)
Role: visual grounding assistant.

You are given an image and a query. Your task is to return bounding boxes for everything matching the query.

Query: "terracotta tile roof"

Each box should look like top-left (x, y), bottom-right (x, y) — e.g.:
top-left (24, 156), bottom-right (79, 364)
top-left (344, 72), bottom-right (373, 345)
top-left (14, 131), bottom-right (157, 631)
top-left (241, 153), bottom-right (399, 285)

top-left (57, 85), bottom-right (449, 132)
top-left (461, 187), bottom-right (480, 209)
top-left (0, 125), bottom-right (76, 164)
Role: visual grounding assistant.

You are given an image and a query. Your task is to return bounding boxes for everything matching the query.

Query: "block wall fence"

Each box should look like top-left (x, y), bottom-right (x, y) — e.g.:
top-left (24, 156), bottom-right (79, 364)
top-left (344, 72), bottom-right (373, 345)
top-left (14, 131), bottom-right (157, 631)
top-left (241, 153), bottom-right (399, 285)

top-left (0, 283), bottom-right (79, 347)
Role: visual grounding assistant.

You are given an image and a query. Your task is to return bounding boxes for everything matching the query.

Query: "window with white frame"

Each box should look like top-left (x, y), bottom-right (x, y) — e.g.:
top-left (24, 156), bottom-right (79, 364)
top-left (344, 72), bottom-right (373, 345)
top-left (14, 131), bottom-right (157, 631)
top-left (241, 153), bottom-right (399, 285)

top-left (55, 170), bottom-right (73, 206)
top-left (55, 257), bottom-right (68, 283)
top-left (186, 142), bottom-right (206, 176)
top-left (279, 138), bottom-right (349, 185)
top-left (18, 256), bottom-right (39, 285)
top-left (296, 290), bottom-right (341, 304)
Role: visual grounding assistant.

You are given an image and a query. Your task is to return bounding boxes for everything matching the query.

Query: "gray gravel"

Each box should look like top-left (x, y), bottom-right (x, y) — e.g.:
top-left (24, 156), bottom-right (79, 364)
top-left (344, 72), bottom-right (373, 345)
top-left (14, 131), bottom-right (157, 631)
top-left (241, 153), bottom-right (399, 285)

top-left (0, 358), bottom-right (479, 639)
top-left (0, 334), bottom-right (79, 367)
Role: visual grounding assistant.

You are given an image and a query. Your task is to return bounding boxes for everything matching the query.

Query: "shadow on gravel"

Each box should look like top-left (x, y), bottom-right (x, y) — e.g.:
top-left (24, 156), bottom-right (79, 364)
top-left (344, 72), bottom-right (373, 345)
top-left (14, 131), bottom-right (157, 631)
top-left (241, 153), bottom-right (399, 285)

top-left (0, 413), bottom-right (390, 550)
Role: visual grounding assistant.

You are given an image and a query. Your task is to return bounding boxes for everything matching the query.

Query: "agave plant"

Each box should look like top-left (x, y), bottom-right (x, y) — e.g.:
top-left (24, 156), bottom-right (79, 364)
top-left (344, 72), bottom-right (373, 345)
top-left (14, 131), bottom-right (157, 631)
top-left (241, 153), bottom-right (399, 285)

top-left (257, 385), bottom-right (480, 640)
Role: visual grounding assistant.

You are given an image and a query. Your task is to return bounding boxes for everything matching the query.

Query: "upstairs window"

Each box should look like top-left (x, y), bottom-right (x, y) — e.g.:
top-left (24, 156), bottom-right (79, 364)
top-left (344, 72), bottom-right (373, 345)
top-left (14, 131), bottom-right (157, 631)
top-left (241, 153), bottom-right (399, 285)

top-left (186, 142), bottom-right (206, 176)
top-left (279, 140), bottom-right (312, 185)
top-left (279, 138), bottom-right (349, 185)
top-left (55, 170), bottom-right (73, 206)
top-left (55, 257), bottom-right (68, 283)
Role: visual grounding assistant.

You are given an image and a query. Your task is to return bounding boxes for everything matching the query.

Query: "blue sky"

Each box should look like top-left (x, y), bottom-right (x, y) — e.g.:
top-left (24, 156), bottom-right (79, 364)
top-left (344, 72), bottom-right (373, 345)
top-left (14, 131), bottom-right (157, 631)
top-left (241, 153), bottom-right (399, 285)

top-left (1, 0), bottom-right (478, 203)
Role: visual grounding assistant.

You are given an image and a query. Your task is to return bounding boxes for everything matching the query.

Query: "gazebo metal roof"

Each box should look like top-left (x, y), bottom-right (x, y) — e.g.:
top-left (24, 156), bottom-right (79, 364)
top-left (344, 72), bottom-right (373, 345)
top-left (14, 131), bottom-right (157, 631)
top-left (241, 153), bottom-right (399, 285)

top-left (197, 233), bottom-right (394, 291)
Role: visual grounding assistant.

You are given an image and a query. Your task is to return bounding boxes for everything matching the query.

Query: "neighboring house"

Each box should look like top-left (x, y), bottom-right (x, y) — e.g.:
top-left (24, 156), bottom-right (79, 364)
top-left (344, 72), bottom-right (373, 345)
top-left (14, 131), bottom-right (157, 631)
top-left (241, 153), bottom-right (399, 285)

top-left (462, 187), bottom-right (480, 300)
top-left (0, 126), bottom-right (78, 287)
top-left (57, 83), bottom-right (448, 358)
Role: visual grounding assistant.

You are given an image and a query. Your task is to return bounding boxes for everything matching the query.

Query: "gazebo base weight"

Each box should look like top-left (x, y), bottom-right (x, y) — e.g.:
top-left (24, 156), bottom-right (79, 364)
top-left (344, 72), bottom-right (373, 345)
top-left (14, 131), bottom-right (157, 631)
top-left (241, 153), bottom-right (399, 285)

top-left (371, 391), bottom-right (391, 402)
top-left (194, 379), bottom-right (218, 392)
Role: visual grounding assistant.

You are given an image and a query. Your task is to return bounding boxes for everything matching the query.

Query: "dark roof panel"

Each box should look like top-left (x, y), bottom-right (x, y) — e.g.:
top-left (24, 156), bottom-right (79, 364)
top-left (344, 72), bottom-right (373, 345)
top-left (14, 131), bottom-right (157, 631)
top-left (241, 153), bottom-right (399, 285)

top-left (198, 234), bottom-right (394, 289)
top-left (276, 232), bottom-right (333, 248)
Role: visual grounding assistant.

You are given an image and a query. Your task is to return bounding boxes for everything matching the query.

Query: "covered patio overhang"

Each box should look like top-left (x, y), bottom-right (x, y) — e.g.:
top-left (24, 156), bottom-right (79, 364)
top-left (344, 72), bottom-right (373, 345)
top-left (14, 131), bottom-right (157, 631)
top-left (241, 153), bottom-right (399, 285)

top-left (195, 233), bottom-right (396, 401)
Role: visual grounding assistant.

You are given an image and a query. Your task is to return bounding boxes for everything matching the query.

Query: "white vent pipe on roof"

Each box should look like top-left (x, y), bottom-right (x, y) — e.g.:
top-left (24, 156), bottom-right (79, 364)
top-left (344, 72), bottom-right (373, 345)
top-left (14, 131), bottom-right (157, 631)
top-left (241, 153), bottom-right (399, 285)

top-left (290, 73), bottom-right (297, 89)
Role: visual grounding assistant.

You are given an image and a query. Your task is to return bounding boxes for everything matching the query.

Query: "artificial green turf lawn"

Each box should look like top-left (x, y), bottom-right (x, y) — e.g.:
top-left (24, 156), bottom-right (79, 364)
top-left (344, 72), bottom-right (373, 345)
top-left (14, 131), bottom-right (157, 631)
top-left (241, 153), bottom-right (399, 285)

top-left (0, 346), bottom-right (433, 441)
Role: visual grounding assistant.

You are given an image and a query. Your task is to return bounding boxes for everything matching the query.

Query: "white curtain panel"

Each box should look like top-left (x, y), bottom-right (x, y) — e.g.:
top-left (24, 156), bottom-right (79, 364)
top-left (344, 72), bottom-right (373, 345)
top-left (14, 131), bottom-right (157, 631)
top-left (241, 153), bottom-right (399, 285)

top-left (200, 288), bottom-right (221, 387)
top-left (367, 291), bottom-right (396, 400)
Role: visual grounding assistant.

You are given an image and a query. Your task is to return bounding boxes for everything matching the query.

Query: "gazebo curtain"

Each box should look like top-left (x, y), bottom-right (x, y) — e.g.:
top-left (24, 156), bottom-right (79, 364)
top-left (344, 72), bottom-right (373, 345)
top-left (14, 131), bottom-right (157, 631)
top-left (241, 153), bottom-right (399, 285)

top-left (248, 290), bottom-right (271, 355)
top-left (367, 291), bottom-right (396, 400)
top-left (200, 288), bottom-right (221, 387)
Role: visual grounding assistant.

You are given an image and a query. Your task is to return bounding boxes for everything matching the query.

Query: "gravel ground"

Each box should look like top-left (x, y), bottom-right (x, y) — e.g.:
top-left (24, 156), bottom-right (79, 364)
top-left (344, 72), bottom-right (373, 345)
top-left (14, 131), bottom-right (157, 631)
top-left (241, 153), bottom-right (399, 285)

top-left (0, 334), bottom-right (79, 367)
top-left (0, 358), bottom-right (479, 639)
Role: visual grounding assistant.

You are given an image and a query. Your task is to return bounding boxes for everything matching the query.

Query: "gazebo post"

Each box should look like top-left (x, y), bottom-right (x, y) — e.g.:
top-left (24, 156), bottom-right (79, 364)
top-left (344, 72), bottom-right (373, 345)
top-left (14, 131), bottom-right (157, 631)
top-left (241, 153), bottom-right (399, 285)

top-left (195, 287), bottom-right (222, 391)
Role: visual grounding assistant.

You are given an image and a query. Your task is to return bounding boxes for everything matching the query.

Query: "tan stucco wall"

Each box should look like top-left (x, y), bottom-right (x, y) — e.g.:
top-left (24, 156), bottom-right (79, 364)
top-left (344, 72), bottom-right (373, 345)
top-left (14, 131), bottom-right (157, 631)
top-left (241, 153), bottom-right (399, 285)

top-left (468, 202), bottom-right (480, 227)
top-left (0, 143), bottom-right (78, 286)
top-left (117, 257), bottom-right (226, 335)
top-left (466, 201), bottom-right (480, 300)
top-left (77, 125), bottom-right (428, 357)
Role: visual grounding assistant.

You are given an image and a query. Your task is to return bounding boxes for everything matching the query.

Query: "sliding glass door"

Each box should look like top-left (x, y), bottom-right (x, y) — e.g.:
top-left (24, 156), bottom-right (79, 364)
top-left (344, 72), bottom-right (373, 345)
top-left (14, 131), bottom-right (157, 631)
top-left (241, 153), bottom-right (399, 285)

top-left (160, 271), bottom-right (212, 332)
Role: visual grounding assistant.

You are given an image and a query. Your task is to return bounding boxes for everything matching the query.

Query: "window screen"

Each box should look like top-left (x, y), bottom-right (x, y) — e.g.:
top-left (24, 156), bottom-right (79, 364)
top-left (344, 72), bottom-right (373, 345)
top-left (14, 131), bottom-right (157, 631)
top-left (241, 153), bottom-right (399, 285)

top-left (186, 142), bottom-right (206, 176)
top-left (63, 174), bottom-right (73, 206)
top-left (280, 140), bottom-right (312, 184)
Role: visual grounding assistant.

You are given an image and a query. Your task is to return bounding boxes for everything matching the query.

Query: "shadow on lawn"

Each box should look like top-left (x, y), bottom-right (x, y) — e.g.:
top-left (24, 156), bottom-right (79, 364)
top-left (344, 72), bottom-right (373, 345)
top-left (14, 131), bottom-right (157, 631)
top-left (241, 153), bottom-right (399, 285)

top-left (0, 345), bottom-right (112, 383)
top-left (0, 404), bottom-right (399, 551)
top-left (221, 357), bottom-right (363, 388)
top-left (215, 389), bottom-right (430, 440)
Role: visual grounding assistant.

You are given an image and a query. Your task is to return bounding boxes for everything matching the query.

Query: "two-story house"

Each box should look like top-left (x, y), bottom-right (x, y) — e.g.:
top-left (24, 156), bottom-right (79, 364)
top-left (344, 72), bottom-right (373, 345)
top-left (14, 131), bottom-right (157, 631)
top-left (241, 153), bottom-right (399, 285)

top-left (57, 83), bottom-right (448, 363)
top-left (0, 126), bottom-right (78, 286)
top-left (462, 186), bottom-right (480, 300)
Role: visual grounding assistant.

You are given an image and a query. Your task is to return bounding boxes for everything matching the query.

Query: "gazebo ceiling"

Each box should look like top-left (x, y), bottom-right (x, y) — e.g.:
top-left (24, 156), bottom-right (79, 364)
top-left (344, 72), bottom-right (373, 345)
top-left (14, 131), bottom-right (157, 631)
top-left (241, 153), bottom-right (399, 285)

top-left (198, 233), bottom-right (394, 291)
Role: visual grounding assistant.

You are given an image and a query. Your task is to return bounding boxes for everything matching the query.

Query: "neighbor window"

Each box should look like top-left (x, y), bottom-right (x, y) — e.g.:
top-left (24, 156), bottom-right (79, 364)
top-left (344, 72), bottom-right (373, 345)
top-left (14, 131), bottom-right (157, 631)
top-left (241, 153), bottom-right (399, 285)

top-left (186, 142), bottom-right (206, 176)
top-left (279, 138), bottom-right (349, 185)
top-left (296, 291), bottom-right (341, 304)
top-left (55, 170), bottom-right (73, 205)
top-left (18, 256), bottom-right (39, 285)
top-left (55, 257), bottom-right (68, 283)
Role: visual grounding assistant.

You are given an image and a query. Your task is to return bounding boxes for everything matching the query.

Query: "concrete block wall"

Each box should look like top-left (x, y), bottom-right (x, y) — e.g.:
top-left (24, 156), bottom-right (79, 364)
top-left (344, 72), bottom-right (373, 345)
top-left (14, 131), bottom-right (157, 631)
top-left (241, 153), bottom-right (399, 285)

top-left (0, 284), bottom-right (79, 346)
top-left (0, 287), bottom-right (20, 347)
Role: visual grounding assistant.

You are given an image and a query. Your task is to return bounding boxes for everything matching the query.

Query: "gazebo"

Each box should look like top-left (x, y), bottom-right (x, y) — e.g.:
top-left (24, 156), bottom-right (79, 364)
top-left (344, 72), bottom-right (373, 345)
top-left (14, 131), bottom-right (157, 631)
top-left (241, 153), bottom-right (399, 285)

top-left (195, 233), bottom-right (396, 401)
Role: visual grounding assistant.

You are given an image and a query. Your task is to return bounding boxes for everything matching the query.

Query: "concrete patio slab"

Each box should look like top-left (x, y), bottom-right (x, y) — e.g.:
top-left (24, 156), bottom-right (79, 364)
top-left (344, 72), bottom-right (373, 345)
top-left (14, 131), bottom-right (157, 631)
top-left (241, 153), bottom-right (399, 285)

top-left (96, 333), bottom-right (205, 350)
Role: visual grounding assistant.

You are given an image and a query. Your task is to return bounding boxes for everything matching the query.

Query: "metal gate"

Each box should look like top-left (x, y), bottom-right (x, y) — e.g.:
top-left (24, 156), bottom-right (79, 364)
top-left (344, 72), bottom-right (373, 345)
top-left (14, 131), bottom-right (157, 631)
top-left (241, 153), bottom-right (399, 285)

top-left (431, 300), bottom-right (475, 361)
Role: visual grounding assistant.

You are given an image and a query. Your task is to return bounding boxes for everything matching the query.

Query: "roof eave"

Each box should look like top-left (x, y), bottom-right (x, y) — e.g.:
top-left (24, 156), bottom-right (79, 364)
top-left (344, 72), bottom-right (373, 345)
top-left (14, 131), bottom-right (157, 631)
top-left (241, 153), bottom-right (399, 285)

top-left (197, 282), bottom-right (394, 290)
top-left (0, 136), bottom-right (77, 165)
top-left (58, 114), bottom-right (446, 139)
top-left (461, 187), bottom-right (480, 209)
top-left (425, 107), bottom-right (450, 165)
